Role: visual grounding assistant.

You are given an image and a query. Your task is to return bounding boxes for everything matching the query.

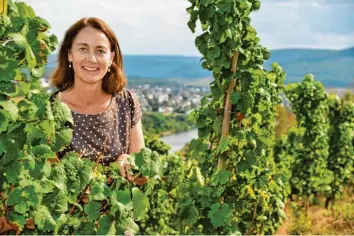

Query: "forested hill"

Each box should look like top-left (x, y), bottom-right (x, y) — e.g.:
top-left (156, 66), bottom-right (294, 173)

top-left (46, 46), bottom-right (354, 88)
top-left (264, 47), bottom-right (354, 87)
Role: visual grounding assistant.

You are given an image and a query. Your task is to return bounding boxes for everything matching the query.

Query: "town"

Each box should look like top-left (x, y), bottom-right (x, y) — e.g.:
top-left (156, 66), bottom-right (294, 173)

top-left (41, 77), bottom-right (210, 114)
top-left (129, 83), bottom-right (209, 114)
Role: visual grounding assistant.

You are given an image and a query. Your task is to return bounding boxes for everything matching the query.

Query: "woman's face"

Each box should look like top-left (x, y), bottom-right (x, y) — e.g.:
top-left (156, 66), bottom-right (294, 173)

top-left (68, 26), bottom-right (115, 85)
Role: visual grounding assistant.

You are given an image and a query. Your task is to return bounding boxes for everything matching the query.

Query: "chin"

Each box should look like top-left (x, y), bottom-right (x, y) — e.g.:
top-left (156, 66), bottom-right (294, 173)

top-left (78, 75), bottom-right (104, 84)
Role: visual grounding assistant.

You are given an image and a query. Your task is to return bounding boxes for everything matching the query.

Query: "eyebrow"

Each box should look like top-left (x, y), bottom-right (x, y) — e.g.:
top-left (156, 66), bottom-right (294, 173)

top-left (76, 43), bottom-right (108, 49)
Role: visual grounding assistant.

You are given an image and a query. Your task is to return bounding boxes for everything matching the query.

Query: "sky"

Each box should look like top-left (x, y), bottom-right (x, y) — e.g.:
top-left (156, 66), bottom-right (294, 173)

top-left (20, 0), bottom-right (354, 56)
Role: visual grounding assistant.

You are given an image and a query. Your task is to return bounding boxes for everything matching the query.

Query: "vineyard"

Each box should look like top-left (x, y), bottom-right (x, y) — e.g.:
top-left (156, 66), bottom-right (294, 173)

top-left (0, 0), bottom-right (354, 235)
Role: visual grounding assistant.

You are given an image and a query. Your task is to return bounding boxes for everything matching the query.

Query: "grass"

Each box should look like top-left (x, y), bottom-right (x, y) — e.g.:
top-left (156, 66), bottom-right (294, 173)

top-left (276, 190), bottom-right (354, 235)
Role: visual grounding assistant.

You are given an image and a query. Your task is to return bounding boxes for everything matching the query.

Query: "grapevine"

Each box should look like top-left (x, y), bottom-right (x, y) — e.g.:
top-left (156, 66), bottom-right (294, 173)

top-left (285, 75), bottom-right (333, 201)
top-left (0, 1), bottom-right (161, 235)
top-left (326, 95), bottom-right (354, 207)
top-left (175, 0), bottom-right (287, 234)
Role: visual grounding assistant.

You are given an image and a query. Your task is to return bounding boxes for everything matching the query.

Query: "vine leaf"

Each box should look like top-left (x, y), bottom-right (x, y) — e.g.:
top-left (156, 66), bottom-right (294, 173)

top-left (132, 187), bottom-right (149, 221)
top-left (217, 135), bottom-right (232, 154)
top-left (207, 203), bottom-right (231, 228)
top-left (84, 201), bottom-right (101, 222)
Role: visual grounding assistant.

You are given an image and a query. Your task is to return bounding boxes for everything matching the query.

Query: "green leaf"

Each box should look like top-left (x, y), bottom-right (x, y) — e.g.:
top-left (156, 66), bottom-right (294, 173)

top-left (20, 21), bottom-right (29, 36)
top-left (217, 2), bottom-right (233, 14)
top-left (8, 212), bottom-right (26, 231)
top-left (0, 81), bottom-right (18, 97)
top-left (29, 159), bottom-right (52, 179)
top-left (200, 0), bottom-right (214, 7)
top-left (31, 144), bottom-right (56, 159)
top-left (78, 164), bottom-right (93, 189)
top-left (132, 187), bottom-right (149, 221)
top-left (219, 170), bottom-right (232, 184)
top-left (199, 5), bottom-right (214, 22)
top-left (185, 205), bottom-right (199, 225)
top-left (25, 44), bottom-right (37, 69)
top-left (31, 66), bottom-right (45, 78)
top-left (17, 2), bottom-right (30, 19)
top-left (116, 189), bottom-right (132, 205)
top-left (33, 205), bottom-right (56, 231)
top-left (0, 60), bottom-right (18, 82)
top-left (78, 222), bottom-right (95, 235)
top-left (210, 169), bottom-right (232, 186)
top-left (217, 135), bottom-right (232, 154)
top-left (237, 159), bottom-right (252, 172)
top-left (4, 161), bottom-right (22, 183)
top-left (52, 99), bottom-right (74, 127)
top-left (25, 185), bottom-right (41, 206)
top-left (212, 116), bottom-right (223, 134)
top-left (231, 91), bottom-right (241, 104)
top-left (118, 218), bottom-right (139, 235)
top-left (97, 215), bottom-right (116, 235)
top-left (239, 91), bottom-right (254, 114)
top-left (207, 46), bottom-right (221, 60)
top-left (7, 188), bottom-right (22, 206)
top-left (187, 10), bottom-right (198, 33)
top-left (208, 203), bottom-right (231, 227)
top-left (37, 179), bottom-right (55, 194)
top-left (0, 109), bottom-right (10, 132)
top-left (245, 150), bottom-right (257, 166)
top-left (133, 148), bottom-right (160, 177)
top-left (49, 165), bottom-right (67, 190)
top-left (19, 81), bottom-right (31, 95)
top-left (0, 136), bottom-right (20, 166)
top-left (25, 123), bottom-right (46, 145)
top-left (40, 120), bottom-right (56, 143)
top-left (8, 33), bottom-right (28, 49)
top-left (14, 201), bottom-right (28, 214)
top-left (90, 183), bottom-right (107, 201)
top-left (84, 201), bottom-right (101, 221)
top-left (0, 100), bottom-right (19, 120)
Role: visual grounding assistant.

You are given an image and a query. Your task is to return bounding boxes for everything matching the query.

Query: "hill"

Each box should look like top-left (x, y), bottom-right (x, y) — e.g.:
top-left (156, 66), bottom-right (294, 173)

top-left (45, 46), bottom-right (354, 88)
top-left (263, 47), bottom-right (354, 87)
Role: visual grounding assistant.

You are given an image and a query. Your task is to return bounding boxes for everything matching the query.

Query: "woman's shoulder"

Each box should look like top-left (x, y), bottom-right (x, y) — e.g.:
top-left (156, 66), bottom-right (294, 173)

top-left (113, 88), bottom-right (139, 102)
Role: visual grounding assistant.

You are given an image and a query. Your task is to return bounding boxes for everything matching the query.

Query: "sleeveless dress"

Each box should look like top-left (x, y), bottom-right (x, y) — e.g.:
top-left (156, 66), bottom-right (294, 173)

top-left (49, 88), bottom-right (142, 166)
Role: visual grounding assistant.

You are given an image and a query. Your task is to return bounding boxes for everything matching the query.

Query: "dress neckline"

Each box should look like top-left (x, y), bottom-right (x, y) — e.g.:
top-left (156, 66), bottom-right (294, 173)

top-left (55, 90), bottom-right (115, 117)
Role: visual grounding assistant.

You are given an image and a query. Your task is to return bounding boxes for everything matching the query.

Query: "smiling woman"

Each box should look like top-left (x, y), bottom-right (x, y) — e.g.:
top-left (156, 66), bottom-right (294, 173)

top-left (49, 17), bottom-right (145, 180)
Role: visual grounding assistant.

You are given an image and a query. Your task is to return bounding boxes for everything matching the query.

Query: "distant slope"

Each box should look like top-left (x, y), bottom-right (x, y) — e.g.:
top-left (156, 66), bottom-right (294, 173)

top-left (46, 46), bottom-right (354, 88)
top-left (46, 54), bottom-right (211, 79)
top-left (263, 47), bottom-right (354, 87)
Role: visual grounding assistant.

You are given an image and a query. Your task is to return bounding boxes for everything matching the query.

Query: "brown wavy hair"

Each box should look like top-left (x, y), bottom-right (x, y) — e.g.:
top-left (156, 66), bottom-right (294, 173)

top-left (50, 17), bottom-right (127, 94)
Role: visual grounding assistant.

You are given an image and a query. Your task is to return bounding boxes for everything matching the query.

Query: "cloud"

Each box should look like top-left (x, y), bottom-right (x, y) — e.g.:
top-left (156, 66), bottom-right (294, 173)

top-left (263, 0), bottom-right (354, 5)
top-left (21, 0), bottom-right (354, 55)
top-left (251, 0), bottom-right (354, 50)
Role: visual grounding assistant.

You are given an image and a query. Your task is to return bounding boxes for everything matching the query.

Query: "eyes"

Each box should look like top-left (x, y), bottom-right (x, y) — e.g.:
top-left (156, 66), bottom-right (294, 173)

top-left (78, 47), bottom-right (107, 55)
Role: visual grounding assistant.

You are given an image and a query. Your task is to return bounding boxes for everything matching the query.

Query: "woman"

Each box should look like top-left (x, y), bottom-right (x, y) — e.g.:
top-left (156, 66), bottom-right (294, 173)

top-left (49, 17), bottom-right (144, 180)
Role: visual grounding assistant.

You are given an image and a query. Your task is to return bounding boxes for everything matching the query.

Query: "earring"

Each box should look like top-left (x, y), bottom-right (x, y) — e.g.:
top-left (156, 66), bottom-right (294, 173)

top-left (108, 67), bottom-right (110, 72)
top-left (69, 62), bottom-right (72, 68)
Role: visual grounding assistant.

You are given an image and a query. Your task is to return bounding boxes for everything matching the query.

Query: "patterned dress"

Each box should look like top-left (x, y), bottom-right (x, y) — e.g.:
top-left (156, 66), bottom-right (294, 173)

top-left (49, 88), bottom-right (142, 166)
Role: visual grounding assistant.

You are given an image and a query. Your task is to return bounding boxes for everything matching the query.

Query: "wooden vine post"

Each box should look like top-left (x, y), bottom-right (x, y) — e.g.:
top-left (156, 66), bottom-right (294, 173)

top-left (219, 51), bottom-right (239, 168)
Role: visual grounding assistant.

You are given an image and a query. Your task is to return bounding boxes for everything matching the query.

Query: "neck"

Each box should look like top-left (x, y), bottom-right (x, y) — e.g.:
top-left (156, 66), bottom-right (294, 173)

top-left (65, 80), bottom-right (109, 107)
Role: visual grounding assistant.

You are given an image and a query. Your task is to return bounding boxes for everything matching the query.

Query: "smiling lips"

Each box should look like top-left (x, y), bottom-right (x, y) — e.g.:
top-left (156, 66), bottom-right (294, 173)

top-left (82, 66), bottom-right (99, 72)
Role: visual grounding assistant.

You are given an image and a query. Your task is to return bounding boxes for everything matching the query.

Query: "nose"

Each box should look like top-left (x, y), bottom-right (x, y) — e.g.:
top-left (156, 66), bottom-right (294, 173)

top-left (86, 52), bottom-right (97, 63)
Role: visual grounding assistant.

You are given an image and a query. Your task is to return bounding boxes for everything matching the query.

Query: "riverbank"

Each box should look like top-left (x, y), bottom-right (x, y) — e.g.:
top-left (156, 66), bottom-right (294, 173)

top-left (160, 129), bottom-right (198, 153)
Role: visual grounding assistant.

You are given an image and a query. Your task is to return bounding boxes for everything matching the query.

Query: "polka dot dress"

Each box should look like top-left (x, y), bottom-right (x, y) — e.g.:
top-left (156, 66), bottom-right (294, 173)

top-left (49, 89), bottom-right (142, 166)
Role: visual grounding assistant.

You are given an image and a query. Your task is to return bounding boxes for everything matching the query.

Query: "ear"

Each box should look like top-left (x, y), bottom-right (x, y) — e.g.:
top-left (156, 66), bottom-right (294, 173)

top-left (68, 49), bottom-right (73, 62)
top-left (110, 51), bottom-right (115, 64)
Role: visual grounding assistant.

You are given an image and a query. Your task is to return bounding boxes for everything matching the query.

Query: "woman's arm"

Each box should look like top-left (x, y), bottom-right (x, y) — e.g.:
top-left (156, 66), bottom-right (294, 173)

top-left (128, 119), bottom-right (145, 154)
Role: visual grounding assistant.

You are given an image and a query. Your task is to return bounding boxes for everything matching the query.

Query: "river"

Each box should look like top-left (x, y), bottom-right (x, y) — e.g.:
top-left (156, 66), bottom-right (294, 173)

top-left (160, 129), bottom-right (198, 153)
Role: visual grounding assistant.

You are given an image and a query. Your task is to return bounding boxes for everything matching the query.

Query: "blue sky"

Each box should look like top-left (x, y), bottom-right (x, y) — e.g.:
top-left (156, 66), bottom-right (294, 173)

top-left (21, 0), bottom-right (354, 56)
